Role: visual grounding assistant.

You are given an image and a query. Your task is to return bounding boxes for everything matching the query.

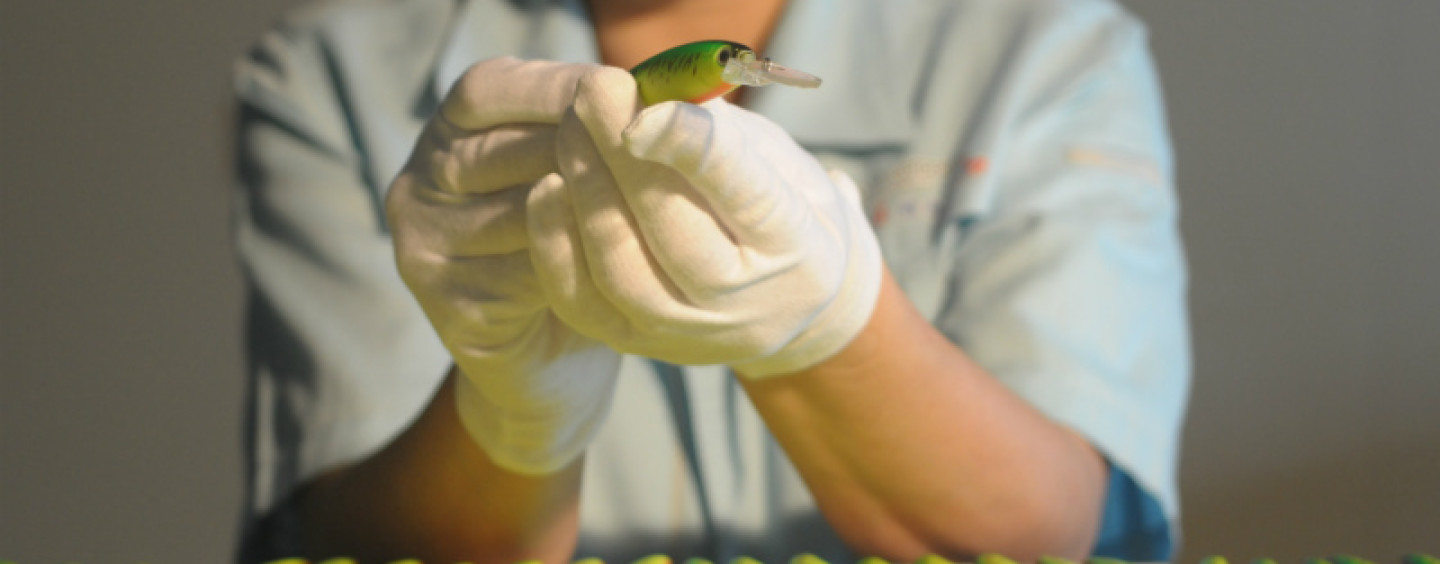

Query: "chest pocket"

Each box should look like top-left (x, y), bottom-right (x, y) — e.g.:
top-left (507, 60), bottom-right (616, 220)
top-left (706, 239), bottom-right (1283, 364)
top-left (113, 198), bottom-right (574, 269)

top-left (812, 150), bottom-right (972, 320)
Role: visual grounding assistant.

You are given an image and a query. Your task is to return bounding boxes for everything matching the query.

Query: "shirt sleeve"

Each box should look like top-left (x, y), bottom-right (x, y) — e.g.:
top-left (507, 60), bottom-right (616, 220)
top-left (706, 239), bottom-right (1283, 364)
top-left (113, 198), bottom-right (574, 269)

top-left (231, 11), bottom-right (451, 561)
top-left (932, 6), bottom-right (1190, 556)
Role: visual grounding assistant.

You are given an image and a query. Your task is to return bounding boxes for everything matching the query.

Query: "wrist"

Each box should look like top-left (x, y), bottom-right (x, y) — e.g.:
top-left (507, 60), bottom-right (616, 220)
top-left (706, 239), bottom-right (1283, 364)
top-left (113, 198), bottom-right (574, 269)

top-left (737, 266), bottom-right (909, 382)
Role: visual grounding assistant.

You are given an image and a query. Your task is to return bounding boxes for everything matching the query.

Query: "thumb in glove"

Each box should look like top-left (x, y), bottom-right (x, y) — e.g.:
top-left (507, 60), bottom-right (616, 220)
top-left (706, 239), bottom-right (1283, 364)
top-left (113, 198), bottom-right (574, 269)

top-left (388, 58), bottom-right (622, 474)
top-left (530, 68), bottom-right (882, 378)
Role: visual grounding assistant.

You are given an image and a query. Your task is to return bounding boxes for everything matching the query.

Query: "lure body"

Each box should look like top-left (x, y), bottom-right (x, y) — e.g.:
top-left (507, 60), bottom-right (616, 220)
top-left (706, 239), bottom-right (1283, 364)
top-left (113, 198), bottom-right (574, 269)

top-left (630, 40), bottom-right (750, 106)
top-left (629, 40), bottom-right (821, 106)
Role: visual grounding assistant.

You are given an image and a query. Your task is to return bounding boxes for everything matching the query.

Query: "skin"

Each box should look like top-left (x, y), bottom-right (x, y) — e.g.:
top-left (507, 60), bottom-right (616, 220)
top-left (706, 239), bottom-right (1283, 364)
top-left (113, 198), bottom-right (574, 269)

top-left (298, 372), bottom-right (585, 563)
top-left (737, 271), bottom-right (1105, 560)
top-left (296, 0), bottom-right (1107, 561)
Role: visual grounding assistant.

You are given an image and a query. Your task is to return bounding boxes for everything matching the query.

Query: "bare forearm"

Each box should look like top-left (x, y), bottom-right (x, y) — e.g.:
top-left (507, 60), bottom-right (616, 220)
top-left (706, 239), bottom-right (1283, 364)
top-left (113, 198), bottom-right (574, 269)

top-left (740, 270), bottom-right (1106, 561)
top-left (296, 369), bottom-right (584, 564)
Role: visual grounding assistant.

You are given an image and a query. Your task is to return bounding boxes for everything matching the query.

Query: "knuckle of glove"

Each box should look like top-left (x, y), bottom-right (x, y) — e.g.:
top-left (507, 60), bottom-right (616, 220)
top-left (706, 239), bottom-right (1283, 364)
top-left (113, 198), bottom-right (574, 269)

top-left (385, 176), bottom-right (437, 262)
top-left (443, 57), bottom-right (525, 128)
top-left (419, 258), bottom-right (548, 344)
top-left (389, 173), bottom-right (531, 258)
top-left (421, 120), bottom-right (559, 197)
top-left (548, 298), bottom-right (635, 345)
top-left (573, 66), bottom-right (642, 137)
top-left (445, 57), bottom-right (602, 130)
top-left (465, 124), bottom-right (559, 192)
top-left (623, 101), bottom-right (707, 167)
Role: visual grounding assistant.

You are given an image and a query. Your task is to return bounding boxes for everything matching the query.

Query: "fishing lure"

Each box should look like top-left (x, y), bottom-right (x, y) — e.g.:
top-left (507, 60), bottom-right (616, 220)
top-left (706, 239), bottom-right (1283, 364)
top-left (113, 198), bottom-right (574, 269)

top-left (629, 40), bottom-right (821, 106)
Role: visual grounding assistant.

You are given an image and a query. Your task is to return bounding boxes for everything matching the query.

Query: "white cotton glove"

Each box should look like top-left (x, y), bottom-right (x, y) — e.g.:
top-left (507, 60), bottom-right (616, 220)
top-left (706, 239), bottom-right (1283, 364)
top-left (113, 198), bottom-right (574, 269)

top-left (528, 68), bottom-right (883, 378)
top-left (386, 58), bottom-right (621, 475)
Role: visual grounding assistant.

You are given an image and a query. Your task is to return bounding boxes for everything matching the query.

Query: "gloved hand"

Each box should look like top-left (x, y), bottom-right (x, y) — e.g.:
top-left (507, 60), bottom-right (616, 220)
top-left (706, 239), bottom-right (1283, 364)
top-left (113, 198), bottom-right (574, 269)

top-left (386, 58), bottom-right (621, 475)
top-left (528, 68), bottom-right (883, 378)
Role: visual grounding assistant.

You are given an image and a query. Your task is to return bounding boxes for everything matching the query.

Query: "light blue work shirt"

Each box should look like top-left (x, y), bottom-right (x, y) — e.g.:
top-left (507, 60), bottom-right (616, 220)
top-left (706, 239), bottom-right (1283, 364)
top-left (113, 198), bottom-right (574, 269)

top-left (233, 0), bottom-right (1189, 561)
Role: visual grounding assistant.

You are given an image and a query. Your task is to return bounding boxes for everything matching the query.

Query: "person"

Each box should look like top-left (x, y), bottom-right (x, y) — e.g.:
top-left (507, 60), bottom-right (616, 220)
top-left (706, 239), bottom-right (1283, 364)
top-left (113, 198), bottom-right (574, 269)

top-left (232, 0), bottom-right (1190, 562)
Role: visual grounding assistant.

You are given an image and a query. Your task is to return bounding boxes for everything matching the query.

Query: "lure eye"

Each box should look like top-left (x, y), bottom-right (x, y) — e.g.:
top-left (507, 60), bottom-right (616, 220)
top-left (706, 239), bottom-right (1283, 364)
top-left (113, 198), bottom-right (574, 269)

top-left (717, 47), bottom-right (732, 65)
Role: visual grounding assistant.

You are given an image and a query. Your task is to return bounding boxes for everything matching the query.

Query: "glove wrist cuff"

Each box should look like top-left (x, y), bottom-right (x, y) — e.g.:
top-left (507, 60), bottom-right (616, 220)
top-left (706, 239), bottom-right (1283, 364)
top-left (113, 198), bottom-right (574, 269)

top-left (452, 351), bottom-right (621, 475)
top-left (731, 188), bottom-right (884, 379)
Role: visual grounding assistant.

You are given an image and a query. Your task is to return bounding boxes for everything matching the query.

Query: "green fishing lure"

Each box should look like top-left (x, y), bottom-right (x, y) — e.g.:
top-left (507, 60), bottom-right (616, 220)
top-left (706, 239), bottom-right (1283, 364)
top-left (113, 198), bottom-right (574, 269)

top-left (629, 40), bottom-right (822, 106)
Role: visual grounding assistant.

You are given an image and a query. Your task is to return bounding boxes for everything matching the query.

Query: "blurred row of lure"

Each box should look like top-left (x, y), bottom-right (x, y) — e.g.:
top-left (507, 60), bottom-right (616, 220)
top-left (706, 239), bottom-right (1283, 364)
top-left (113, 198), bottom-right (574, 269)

top-left (252, 553), bottom-right (1439, 564)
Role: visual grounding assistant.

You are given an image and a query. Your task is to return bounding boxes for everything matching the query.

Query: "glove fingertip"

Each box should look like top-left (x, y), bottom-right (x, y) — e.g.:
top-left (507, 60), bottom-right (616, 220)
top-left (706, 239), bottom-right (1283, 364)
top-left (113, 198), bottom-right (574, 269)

top-left (622, 101), bottom-right (691, 164)
top-left (575, 66), bottom-right (639, 105)
top-left (574, 67), bottom-right (642, 143)
top-left (525, 173), bottom-right (569, 236)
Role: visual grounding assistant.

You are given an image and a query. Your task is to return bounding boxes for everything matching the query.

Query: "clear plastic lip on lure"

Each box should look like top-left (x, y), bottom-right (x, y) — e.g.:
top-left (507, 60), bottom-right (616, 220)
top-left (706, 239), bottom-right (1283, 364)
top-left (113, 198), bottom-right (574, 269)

top-left (722, 51), bottom-right (823, 89)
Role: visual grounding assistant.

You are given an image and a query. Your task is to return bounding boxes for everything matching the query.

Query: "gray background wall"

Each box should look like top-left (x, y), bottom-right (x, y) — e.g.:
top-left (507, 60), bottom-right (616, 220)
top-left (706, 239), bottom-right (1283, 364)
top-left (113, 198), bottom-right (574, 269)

top-left (1, 1), bottom-right (1436, 562)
